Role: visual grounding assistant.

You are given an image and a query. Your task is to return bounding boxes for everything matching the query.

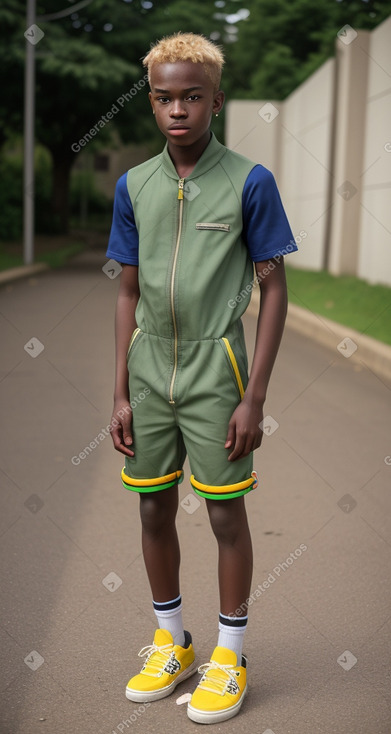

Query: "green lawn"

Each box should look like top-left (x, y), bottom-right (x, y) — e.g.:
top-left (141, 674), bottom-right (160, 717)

top-left (285, 266), bottom-right (391, 346)
top-left (0, 241), bottom-right (85, 272)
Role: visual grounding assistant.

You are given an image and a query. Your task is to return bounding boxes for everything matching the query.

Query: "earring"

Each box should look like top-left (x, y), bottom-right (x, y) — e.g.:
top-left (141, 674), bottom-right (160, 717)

top-left (215, 113), bottom-right (219, 118)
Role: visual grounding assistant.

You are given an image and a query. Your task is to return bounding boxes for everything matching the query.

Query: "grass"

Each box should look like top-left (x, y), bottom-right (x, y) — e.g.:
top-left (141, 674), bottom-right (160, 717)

top-left (37, 241), bottom-right (85, 268)
top-left (1, 241), bottom-right (390, 346)
top-left (0, 239), bottom-right (86, 272)
top-left (285, 266), bottom-right (391, 346)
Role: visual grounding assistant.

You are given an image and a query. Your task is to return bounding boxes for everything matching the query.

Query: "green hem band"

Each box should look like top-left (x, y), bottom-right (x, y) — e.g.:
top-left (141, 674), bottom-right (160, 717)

top-left (193, 485), bottom-right (254, 501)
top-left (122, 472), bottom-right (184, 493)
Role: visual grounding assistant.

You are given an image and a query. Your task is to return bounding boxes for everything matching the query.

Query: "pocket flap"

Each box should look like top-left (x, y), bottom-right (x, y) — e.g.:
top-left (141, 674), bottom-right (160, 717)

top-left (195, 222), bottom-right (231, 232)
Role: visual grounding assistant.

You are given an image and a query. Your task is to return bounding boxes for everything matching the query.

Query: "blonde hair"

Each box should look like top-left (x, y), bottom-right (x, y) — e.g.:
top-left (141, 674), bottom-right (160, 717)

top-left (143, 32), bottom-right (224, 91)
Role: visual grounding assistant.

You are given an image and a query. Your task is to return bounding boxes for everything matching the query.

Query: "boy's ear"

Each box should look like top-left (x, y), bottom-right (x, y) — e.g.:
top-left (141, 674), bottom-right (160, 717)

top-left (213, 90), bottom-right (225, 115)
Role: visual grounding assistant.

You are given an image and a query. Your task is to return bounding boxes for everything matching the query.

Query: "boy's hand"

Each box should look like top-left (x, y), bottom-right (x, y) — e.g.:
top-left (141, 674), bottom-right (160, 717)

top-left (110, 399), bottom-right (134, 457)
top-left (225, 400), bottom-right (263, 461)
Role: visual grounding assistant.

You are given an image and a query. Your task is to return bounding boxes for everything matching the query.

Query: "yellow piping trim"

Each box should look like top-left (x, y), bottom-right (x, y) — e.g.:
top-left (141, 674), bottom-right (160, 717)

top-left (221, 337), bottom-right (245, 399)
top-left (127, 327), bottom-right (141, 358)
top-left (121, 468), bottom-right (183, 487)
top-left (190, 474), bottom-right (254, 494)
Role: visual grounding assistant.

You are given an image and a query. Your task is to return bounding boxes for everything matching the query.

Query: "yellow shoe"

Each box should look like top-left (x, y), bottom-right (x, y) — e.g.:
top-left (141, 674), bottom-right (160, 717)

top-left (187, 646), bottom-right (247, 723)
top-left (125, 629), bottom-right (197, 702)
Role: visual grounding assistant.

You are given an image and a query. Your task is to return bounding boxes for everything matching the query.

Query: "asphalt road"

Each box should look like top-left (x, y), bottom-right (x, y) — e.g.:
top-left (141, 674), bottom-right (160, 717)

top-left (0, 250), bottom-right (390, 734)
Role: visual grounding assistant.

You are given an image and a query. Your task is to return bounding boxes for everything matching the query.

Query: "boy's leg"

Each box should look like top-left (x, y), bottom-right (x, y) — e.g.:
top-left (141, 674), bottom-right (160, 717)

top-left (206, 495), bottom-right (253, 658)
top-left (187, 495), bottom-right (252, 723)
top-left (125, 484), bottom-right (198, 702)
top-left (139, 484), bottom-right (185, 646)
top-left (205, 495), bottom-right (252, 615)
top-left (139, 484), bottom-right (180, 602)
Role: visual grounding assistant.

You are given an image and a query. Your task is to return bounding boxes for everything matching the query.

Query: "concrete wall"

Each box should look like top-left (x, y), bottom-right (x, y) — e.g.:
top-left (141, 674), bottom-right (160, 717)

top-left (327, 30), bottom-right (370, 277)
top-left (281, 59), bottom-right (335, 271)
top-left (225, 100), bottom-right (283, 180)
top-left (357, 17), bottom-right (391, 285)
top-left (225, 16), bottom-right (391, 286)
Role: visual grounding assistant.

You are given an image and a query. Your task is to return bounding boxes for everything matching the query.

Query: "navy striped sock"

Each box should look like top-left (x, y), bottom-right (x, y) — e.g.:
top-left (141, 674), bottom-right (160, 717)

top-left (218, 613), bottom-right (248, 662)
top-left (153, 594), bottom-right (185, 647)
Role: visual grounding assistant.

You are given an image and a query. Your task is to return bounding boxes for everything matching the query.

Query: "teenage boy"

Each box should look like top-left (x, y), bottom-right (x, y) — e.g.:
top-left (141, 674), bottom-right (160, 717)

top-left (106, 32), bottom-right (297, 724)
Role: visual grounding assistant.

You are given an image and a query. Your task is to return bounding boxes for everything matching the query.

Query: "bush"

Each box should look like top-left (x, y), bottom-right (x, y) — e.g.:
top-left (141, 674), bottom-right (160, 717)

top-left (0, 146), bottom-right (52, 241)
top-left (0, 146), bottom-right (112, 241)
top-left (70, 168), bottom-right (111, 217)
top-left (0, 156), bottom-right (24, 240)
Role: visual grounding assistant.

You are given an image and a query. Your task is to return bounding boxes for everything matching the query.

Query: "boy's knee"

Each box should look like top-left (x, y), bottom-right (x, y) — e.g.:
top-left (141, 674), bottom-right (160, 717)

top-left (139, 488), bottom-right (178, 532)
top-left (207, 499), bottom-right (244, 545)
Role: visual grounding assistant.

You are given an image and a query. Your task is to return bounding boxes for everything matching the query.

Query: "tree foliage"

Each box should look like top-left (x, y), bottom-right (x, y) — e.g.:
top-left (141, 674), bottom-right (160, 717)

top-left (224, 0), bottom-right (391, 100)
top-left (0, 0), bottom-right (390, 234)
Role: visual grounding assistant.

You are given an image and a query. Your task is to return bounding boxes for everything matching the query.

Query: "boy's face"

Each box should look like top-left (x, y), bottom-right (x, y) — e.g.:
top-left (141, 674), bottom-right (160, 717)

top-left (148, 60), bottom-right (224, 148)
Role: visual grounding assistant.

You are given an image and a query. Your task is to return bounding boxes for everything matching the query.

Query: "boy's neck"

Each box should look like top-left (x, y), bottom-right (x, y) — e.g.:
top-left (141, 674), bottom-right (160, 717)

top-left (167, 131), bottom-right (212, 179)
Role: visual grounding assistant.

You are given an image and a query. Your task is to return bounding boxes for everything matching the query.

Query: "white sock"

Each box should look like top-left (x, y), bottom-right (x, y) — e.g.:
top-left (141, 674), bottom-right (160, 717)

top-left (218, 613), bottom-right (248, 663)
top-left (153, 594), bottom-right (185, 647)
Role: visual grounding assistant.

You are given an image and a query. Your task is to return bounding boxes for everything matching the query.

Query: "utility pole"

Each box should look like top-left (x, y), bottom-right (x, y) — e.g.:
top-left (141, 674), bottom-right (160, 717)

top-left (23, 0), bottom-right (37, 265)
top-left (22, 0), bottom-right (94, 265)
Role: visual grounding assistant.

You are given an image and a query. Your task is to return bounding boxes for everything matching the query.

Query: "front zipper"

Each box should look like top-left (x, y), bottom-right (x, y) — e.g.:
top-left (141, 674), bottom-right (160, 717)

top-left (168, 178), bottom-right (185, 404)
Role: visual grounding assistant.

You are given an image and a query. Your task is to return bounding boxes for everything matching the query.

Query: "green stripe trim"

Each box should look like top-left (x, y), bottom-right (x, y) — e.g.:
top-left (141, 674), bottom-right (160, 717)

top-left (122, 479), bottom-right (179, 493)
top-left (122, 472), bottom-right (184, 493)
top-left (193, 485), bottom-right (254, 501)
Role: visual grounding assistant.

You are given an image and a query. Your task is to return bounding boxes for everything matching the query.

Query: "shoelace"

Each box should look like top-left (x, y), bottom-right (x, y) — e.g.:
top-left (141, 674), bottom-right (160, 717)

top-left (197, 660), bottom-right (240, 696)
top-left (137, 642), bottom-right (174, 678)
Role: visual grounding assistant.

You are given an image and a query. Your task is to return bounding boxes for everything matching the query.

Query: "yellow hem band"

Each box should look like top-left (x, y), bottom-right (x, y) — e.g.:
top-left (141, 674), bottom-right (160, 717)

top-left (190, 473), bottom-right (255, 494)
top-left (121, 467), bottom-right (183, 487)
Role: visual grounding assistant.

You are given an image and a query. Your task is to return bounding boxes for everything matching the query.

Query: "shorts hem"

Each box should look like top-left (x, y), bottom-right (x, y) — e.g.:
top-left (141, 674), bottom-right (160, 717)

top-left (121, 467), bottom-right (184, 493)
top-left (190, 471), bottom-right (258, 500)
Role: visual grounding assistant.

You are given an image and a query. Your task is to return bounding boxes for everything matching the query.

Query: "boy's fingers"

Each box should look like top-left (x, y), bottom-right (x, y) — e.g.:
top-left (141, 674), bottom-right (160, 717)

top-left (229, 429), bottom-right (259, 461)
top-left (122, 416), bottom-right (133, 447)
top-left (228, 431), bottom-right (246, 461)
top-left (113, 433), bottom-right (135, 457)
top-left (225, 421), bottom-right (235, 449)
top-left (121, 445), bottom-right (135, 457)
top-left (110, 415), bottom-right (135, 456)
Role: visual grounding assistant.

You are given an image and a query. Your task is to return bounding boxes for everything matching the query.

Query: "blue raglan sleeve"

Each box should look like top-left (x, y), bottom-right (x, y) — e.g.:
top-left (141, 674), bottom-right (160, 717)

top-left (105, 172), bottom-right (139, 265)
top-left (242, 165), bottom-right (297, 262)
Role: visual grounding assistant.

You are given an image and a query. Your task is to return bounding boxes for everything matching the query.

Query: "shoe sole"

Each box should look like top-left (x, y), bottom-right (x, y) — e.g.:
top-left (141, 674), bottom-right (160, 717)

top-left (125, 660), bottom-right (198, 703)
top-left (187, 684), bottom-right (247, 724)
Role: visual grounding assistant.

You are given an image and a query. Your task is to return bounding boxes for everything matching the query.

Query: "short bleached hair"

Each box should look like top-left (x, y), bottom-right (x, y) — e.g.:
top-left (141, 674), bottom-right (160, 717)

top-left (143, 32), bottom-right (224, 91)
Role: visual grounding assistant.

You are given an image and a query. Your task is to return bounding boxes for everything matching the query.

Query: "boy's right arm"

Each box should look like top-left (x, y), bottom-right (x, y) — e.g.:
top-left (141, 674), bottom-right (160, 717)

top-left (110, 264), bottom-right (140, 457)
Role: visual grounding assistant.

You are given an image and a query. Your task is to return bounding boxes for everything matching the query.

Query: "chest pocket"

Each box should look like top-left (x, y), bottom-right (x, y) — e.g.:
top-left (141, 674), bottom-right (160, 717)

top-left (195, 222), bottom-right (231, 232)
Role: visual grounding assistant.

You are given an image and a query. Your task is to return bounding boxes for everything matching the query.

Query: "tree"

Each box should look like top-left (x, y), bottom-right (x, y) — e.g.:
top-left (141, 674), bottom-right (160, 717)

top-left (0, 0), bottom-right (243, 233)
top-left (224, 0), bottom-right (391, 101)
top-left (1, 0), bottom-right (390, 234)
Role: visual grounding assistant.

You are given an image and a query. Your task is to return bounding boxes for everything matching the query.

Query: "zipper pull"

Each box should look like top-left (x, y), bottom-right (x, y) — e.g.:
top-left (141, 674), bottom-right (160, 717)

top-left (178, 178), bottom-right (184, 200)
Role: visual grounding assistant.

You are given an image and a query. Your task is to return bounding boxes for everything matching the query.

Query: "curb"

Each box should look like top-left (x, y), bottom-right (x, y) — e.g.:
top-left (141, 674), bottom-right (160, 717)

top-left (247, 291), bottom-right (391, 384)
top-left (0, 263), bottom-right (50, 285)
top-left (1, 261), bottom-right (390, 384)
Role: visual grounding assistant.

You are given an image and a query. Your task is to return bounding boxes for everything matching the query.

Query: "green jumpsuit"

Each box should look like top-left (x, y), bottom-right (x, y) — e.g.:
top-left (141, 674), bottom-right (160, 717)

top-left (106, 133), bottom-right (296, 500)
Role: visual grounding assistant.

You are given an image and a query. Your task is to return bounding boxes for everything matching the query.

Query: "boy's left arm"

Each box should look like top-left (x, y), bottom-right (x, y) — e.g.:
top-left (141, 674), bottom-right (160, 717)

top-left (225, 257), bottom-right (288, 461)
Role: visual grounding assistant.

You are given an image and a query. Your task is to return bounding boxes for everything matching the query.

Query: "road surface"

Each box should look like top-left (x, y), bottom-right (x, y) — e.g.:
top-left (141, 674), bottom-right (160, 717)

top-left (0, 250), bottom-right (390, 734)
